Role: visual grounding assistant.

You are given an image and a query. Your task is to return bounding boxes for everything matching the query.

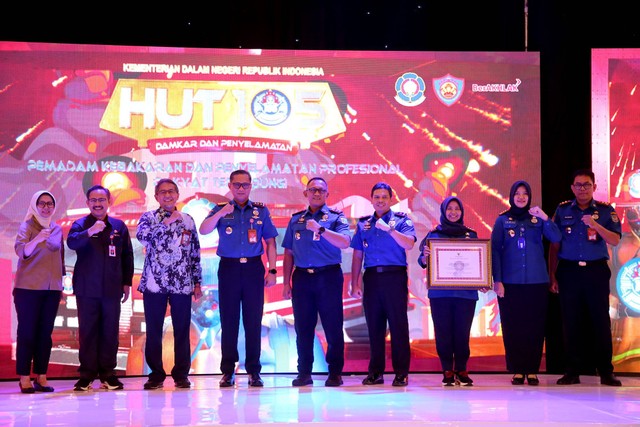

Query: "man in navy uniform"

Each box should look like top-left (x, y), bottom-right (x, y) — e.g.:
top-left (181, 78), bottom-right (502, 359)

top-left (200, 170), bottom-right (278, 388)
top-left (350, 182), bottom-right (416, 387)
top-left (549, 169), bottom-right (622, 386)
top-left (281, 177), bottom-right (351, 387)
top-left (67, 185), bottom-right (134, 391)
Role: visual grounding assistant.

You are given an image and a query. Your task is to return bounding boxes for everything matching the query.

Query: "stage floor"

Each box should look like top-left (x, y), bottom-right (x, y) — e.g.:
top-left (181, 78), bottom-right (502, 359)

top-left (1, 373), bottom-right (639, 426)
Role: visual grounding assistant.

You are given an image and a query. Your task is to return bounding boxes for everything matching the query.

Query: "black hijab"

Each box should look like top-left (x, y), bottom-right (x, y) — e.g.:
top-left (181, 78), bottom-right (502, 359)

top-left (436, 196), bottom-right (474, 236)
top-left (506, 180), bottom-right (532, 220)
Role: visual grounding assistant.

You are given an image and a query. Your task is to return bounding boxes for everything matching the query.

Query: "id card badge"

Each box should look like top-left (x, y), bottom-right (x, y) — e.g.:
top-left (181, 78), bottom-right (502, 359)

top-left (587, 228), bottom-right (598, 241)
top-left (181, 230), bottom-right (192, 246)
top-left (248, 228), bottom-right (258, 243)
top-left (109, 245), bottom-right (116, 257)
top-left (313, 232), bottom-right (321, 241)
top-left (517, 237), bottom-right (526, 249)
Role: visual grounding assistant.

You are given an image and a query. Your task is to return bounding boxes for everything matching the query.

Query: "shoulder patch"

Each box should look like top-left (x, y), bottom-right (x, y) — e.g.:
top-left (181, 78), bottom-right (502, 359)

top-left (394, 212), bottom-right (408, 217)
top-left (359, 215), bottom-right (372, 221)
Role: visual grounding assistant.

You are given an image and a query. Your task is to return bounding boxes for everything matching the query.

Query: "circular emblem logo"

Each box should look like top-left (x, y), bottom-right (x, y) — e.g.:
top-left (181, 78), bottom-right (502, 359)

top-left (251, 89), bottom-right (291, 126)
top-left (616, 257), bottom-right (640, 314)
top-left (394, 73), bottom-right (426, 106)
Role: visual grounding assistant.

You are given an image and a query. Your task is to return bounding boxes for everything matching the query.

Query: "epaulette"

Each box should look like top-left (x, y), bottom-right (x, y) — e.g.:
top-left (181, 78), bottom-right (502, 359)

top-left (217, 202), bottom-right (229, 207)
top-left (328, 208), bottom-right (343, 215)
top-left (359, 215), bottom-right (372, 221)
top-left (498, 209), bottom-right (509, 216)
top-left (559, 200), bottom-right (572, 206)
top-left (394, 212), bottom-right (408, 217)
top-left (252, 201), bottom-right (266, 208)
top-left (292, 209), bottom-right (306, 217)
top-left (595, 200), bottom-right (611, 206)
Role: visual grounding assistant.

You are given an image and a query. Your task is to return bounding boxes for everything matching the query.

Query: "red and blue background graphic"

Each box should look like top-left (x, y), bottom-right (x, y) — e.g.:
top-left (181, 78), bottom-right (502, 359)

top-left (0, 42), bottom-right (542, 377)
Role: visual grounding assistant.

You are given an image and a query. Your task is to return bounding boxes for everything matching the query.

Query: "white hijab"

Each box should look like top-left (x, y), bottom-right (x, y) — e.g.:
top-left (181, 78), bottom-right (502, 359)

top-left (24, 190), bottom-right (57, 228)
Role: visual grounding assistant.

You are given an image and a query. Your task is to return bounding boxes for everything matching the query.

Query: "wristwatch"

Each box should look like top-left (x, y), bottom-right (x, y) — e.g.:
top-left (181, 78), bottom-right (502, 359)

top-left (318, 226), bottom-right (326, 235)
top-left (268, 269), bottom-right (277, 275)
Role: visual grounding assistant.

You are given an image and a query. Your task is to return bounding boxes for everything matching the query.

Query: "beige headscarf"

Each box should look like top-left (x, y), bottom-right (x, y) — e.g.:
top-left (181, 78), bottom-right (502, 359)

top-left (24, 190), bottom-right (57, 228)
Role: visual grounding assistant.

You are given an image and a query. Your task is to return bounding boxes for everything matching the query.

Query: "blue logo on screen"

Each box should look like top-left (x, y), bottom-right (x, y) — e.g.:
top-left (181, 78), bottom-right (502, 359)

top-left (616, 257), bottom-right (640, 314)
top-left (251, 89), bottom-right (291, 126)
top-left (433, 74), bottom-right (465, 106)
top-left (394, 73), bottom-right (426, 106)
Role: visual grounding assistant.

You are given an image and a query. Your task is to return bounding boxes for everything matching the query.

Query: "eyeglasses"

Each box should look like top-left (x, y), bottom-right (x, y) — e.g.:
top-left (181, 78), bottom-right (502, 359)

top-left (88, 197), bottom-right (108, 203)
top-left (36, 201), bottom-right (55, 208)
top-left (572, 183), bottom-right (593, 190)
top-left (306, 187), bottom-right (327, 194)
top-left (231, 182), bottom-right (251, 190)
top-left (157, 189), bottom-right (177, 196)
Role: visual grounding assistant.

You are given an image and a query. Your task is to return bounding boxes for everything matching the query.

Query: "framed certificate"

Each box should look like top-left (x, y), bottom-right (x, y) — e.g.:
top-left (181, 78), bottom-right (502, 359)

top-left (427, 238), bottom-right (492, 290)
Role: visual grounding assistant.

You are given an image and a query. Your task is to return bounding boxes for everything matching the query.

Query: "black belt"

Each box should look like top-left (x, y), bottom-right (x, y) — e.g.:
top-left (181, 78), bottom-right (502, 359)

top-left (220, 256), bottom-right (262, 264)
top-left (559, 258), bottom-right (607, 267)
top-left (296, 264), bottom-right (341, 274)
top-left (365, 265), bottom-right (407, 273)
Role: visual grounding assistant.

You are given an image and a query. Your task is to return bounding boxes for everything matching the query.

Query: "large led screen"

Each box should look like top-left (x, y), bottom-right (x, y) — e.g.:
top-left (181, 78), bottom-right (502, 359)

top-left (593, 48), bottom-right (640, 373)
top-left (0, 42), bottom-right (541, 378)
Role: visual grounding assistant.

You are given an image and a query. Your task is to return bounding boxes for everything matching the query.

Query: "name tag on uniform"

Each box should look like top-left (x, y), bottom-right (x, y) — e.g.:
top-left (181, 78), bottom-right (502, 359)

top-left (248, 228), bottom-right (258, 243)
top-left (181, 230), bottom-right (192, 246)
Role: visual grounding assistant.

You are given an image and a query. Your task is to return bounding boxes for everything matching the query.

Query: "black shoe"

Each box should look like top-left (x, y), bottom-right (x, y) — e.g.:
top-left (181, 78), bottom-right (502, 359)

top-left (526, 374), bottom-right (539, 386)
top-left (174, 378), bottom-right (191, 389)
top-left (392, 374), bottom-right (408, 387)
top-left (442, 371), bottom-right (455, 387)
top-left (511, 374), bottom-right (525, 385)
top-left (325, 374), bottom-right (343, 387)
top-left (556, 374), bottom-right (580, 385)
top-left (100, 376), bottom-right (123, 390)
top-left (19, 381), bottom-right (35, 394)
top-left (292, 374), bottom-right (313, 386)
top-left (73, 378), bottom-right (93, 391)
top-left (362, 373), bottom-right (384, 385)
top-left (219, 373), bottom-right (235, 388)
top-left (33, 380), bottom-right (55, 392)
top-left (456, 371), bottom-right (473, 386)
top-left (248, 373), bottom-right (264, 387)
top-left (600, 373), bottom-right (622, 387)
top-left (143, 379), bottom-right (164, 390)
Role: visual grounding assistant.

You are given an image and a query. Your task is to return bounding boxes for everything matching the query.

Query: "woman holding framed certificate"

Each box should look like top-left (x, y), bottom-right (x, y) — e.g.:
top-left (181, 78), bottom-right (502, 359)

top-left (417, 196), bottom-right (479, 387)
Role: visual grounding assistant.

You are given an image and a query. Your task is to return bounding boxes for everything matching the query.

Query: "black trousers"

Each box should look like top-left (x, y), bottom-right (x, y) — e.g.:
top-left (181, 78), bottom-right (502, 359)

top-left (362, 269), bottom-right (410, 376)
top-left (430, 297), bottom-right (476, 372)
top-left (218, 257), bottom-right (265, 375)
top-left (76, 295), bottom-right (121, 381)
top-left (142, 291), bottom-right (192, 382)
top-left (13, 288), bottom-right (61, 376)
top-left (498, 283), bottom-right (548, 373)
top-left (291, 266), bottom-right (345, 375)
top-left (556, 260), bottom-right (614, 376)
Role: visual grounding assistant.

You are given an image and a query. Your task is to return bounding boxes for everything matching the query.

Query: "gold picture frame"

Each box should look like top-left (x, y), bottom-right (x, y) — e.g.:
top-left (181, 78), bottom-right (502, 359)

top-left (427, 238), bottom-right (492, 290)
